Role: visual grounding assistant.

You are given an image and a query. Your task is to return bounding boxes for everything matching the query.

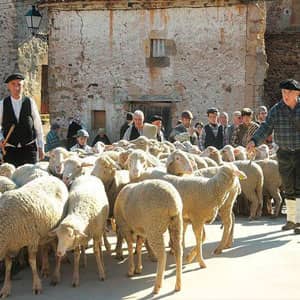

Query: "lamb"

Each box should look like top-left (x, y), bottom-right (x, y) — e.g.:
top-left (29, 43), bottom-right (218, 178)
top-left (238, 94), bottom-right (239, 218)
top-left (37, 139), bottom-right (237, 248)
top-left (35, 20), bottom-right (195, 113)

top-left (48, 147), bottom-right (73, 177)
top-left (0, 176), bottom-right (17, 193)
top-left (166, 150), bottom-right (194, 176)
top-left (0, 163), bottom-right (15, 178)
top-left (127, 156), bottom-right (246, 268)
top-left (12, 164), bottom-right (50, 187)
top-left (255, 159), bottom-right (282, 217)
top-left (0, 176), bottom-right (68, 297)
top-left (50, 175), bottom-right (109, 287)
top-left (114, 179), bottom-right (183, 294)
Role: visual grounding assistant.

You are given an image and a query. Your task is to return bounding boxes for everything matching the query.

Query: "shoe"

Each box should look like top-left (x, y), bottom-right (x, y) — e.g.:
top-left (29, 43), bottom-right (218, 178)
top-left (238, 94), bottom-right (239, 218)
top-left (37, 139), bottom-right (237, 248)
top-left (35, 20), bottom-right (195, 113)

top-left (282, 221), bottom-right (295, 231)
top-left (294, 223), bottom-right (300, 234)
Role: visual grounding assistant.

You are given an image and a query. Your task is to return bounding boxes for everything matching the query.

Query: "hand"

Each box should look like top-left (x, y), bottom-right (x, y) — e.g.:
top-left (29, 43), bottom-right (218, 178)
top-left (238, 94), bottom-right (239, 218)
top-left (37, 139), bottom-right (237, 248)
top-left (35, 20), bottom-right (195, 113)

top-left (188, 127), bottom-right (194, 136)
top-left (0, 140), bottom-right (4, 149)
top-left (38, 147), bottom-right (45, 161)
top-left (246, 141), bottom-right (256, 154)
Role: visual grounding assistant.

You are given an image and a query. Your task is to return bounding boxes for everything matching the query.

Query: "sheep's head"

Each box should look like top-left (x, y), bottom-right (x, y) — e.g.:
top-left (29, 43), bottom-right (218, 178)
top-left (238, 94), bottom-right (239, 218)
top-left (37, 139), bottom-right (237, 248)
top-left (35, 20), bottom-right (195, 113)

top-left (130, 136), bottom-right (150, 152)
top-left (92, 155), bottom-right (121, 182)
top-left (166, 150), bottom-right (194, 176)
top-left (118, 149), bottom-right (134, 169)
top-left (220, 164), bottom-right (247, 183)
top-left (62, 158), bottom-right (93, 186)
top-left (93, 141), bottom-right (105, 154)
top-left (126, 150), bottom-right (155, 180)
top-left (0, 163), bottom-right (16, 178)
top-left (234, 146), bottom-right (247, 160)
top-left (49, 147), bottom-right (72, 176)
top-left (255, 144), bottom-right (270, 160)
top-left (202, 146), bottom-right (222, 164)
top-left (49, 222), bottom-right (87, 257)
top-left (220, 145), bottom-right (235, 162)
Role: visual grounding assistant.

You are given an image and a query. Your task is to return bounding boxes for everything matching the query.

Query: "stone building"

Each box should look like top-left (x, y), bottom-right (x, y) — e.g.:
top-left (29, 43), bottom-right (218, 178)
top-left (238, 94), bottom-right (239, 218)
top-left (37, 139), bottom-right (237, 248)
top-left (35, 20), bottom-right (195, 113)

top-left (265, 0), bottom-right (300, 107)
top-left (0, 0), bottom-right (48, 112)
top-left (36, 0), bottom-right (267, 142)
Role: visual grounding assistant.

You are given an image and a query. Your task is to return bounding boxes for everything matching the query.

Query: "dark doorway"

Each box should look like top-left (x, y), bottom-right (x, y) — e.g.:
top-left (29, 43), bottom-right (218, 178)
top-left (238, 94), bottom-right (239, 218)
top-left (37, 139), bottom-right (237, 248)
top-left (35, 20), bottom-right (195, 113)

top-left (128, 102), bottom-right (172, 137)
top-left (41, 64), bottom-right (49, 114)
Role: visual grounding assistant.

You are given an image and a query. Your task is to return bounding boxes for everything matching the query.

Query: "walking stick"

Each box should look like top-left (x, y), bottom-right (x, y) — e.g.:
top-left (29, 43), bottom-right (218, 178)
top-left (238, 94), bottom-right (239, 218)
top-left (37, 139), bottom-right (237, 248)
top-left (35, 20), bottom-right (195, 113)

top-left (1, 124), bottom-right (16, 157)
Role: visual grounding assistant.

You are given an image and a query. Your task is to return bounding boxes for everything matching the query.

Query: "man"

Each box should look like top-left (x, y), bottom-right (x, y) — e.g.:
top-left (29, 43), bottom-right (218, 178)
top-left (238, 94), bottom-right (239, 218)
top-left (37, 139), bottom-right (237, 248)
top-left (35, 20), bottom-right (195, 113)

top-left (0, 73), bottom-right (44, 167)
top-left (169, 110), bottom-right (197, 145)
top-left (70, 129), bottom-right (93, 153)
top-left (120, 112), bottom-right (133, 140)
top-left (231, 108), bottom-right (259, 147)
top-left (256, 105), bottom-right (273, 147)
top-left (219, 111), bottom-right (229, 146)
top-left (150, 115), bottom-right (165, 142)
top-left (92, 128), bottom-right (111, 146)
top-left (45, 123), bottom-right (61, 152)
top-left (201, 107), bottom-right (223, 149)
top-left (67, 114), bottom-right (83, 150)
top-left (247, 79), bottom-right (300, 234)
top-left (123, 110), bottom-right (157, 141)
top-left (228, 110), bottom-right (242, 145)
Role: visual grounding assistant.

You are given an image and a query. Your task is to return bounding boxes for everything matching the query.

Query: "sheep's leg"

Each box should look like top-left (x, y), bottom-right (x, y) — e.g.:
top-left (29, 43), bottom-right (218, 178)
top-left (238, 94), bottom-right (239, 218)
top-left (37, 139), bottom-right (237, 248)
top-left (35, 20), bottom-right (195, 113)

top-left (185, 227), bottom-right (205, 264)
top-left (80, 246), bottom-right (87, 268)
top-left (0, 256), bottom-right (12, 298)
top-left (225, 212), bottom-right (235, 249)
top-left (248, 194), bottom-right (259, 220)
top-left (115, 230), bottom-right (124, 260)
top-left (169, 215), bottom-right (183, 292)
top-left (135, 236), bottom-right (144, 274)
top-left (103, 232), bottom-right (111, 255)
top-left (191, 223), bottom-right (206, 268)
top-left (144, 239), bottom-right (157, 262)
top-left (50, 256), bottom-right (62, 286)
top-left (147, 234), bottom-right (166, 294)
top-left (125, 235), bottom-right (135, 277)
top-left (72, 247), bottom-right (80, 287)
top-left (40, 245), bottom-right (50, 278)
top-left (214, 208), bottom-right (232, 255)
top-left (182, 222), bottom-right (188, 249)
top-left (93, 238), bottom-right (106, 281)
top-left (271, 189), bottom-right (283, 217)
top-left (28, 249), bottom-right (42, 295)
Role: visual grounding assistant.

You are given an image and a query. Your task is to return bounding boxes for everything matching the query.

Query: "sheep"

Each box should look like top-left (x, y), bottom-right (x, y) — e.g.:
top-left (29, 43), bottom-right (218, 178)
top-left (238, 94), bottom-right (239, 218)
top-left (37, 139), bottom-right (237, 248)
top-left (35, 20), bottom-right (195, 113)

top-left (129, 136), bottom-right (151, 152)
top-left (233, 146), bottom-right (248, 161)
top-left (12, 164), bottom-right (50, 187)
top-left (0, 176), bottom-right (68, 297)
top-left (200, 146), bottom-right (223, 165)
top-left (118, 149), bottom-right (134, 170)
top-left (127, 157), bottom-right (246, 268)
top-left (220, 145), bottom-right (236, 162)
top-left (0, 163), bottom-right (15, 179)
top-left (254, 144), bottom-right (270, 160)
top-left (92, 141), bottom-right (106, 154)
top-left (255, 159), bottom-right (282, 217)
top-left (114, 179), bottom-right (183, 294)
top-left (0, 176), bottom-right (17, 193)
top-left (48, 147), bottom-right (73, 177)
top-left (166, 150), bottom-right (194, 176)
top-left (49, 175), bottom-right (109, 287)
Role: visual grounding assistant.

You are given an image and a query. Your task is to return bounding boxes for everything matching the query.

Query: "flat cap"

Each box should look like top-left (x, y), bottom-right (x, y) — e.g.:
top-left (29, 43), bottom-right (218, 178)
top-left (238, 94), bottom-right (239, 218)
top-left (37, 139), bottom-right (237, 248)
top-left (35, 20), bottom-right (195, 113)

top-left (4, 73), bottom-right (25, 83)
top-left (206, 107), bottom-right (219, 115)
top-left (126, 112), bottom-right (133, 121)
top-left (279, 79), bottom-right (300, 91)
top-left (181, 110), bottom-right (193, 119)
top-left (76, 129), bottom-right (89, 138)
top-left (150, 115), bottom-right (163, 123)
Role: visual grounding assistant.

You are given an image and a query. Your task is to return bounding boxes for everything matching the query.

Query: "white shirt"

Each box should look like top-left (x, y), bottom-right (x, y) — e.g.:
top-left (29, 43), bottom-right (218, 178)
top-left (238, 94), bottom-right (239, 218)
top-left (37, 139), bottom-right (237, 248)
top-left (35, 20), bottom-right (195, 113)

top-left (0, 96), bottom-right (44, 148)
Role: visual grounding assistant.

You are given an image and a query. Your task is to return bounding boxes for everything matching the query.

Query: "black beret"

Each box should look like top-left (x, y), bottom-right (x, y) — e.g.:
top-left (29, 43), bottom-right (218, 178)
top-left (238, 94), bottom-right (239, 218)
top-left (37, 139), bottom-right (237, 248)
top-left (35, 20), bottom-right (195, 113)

top-left (279, 79), bottom-right (300, 91)
top-left (150, 115), bottom-right (163, 122)
top-left (4, 73), bottom-right (25, 83)
top-left (126, 112), bottom-right (133, 121)
top-left (206, 107), bottom-right (219, 115)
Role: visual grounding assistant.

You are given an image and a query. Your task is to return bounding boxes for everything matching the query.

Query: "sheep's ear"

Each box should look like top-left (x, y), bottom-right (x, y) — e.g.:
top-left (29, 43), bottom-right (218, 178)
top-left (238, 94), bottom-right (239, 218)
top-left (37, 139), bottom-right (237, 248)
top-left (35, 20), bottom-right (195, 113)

top-left (81, 162), bottom-right (94, 168)
top-left (74, 229), bottom-right (87, 238)
top-left (233, 148), bottom-right (240, 154)
top-left (233, 170), bottom-right (247, 180)
top-left (48, 227), bottom-right (59, 237)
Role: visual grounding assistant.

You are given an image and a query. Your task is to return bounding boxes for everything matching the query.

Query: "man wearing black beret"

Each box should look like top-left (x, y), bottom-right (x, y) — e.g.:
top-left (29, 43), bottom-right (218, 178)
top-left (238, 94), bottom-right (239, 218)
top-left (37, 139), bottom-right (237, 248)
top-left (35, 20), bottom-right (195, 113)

top-left (150, 114), bottom-right (165, 142)
top-left (0, 73), bottom-right (44, 166)
top-left (247, 79), bottom-right (300, 234)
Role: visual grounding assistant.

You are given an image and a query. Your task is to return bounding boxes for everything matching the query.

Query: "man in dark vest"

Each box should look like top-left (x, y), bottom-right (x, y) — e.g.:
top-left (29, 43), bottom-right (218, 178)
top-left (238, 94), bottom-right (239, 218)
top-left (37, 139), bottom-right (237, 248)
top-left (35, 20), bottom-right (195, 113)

top-left (0, 73), bottom-right (44, 167)
top-left (201, 107), bottom-right (224, 150)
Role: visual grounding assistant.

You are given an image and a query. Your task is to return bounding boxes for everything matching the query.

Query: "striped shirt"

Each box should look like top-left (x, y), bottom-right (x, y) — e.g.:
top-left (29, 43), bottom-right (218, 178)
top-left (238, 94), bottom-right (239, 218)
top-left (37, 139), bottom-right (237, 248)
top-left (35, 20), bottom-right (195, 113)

top-left (231, 122), bottom-right (259, 147)
top-left (252, 99), bottom-right (300, 150)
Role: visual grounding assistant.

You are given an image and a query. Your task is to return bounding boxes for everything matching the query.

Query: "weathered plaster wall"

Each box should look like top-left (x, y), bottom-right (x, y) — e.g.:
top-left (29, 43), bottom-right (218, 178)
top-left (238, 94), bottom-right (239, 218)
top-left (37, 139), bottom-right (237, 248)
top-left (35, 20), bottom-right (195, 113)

top-left (48, 3), bottom-right (267, 141)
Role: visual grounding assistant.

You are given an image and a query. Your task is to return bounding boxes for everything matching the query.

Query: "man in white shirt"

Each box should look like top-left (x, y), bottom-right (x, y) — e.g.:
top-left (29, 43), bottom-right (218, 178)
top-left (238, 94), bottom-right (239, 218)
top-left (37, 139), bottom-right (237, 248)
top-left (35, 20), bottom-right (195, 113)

top-left (0, 73), bottom-right (44, 166)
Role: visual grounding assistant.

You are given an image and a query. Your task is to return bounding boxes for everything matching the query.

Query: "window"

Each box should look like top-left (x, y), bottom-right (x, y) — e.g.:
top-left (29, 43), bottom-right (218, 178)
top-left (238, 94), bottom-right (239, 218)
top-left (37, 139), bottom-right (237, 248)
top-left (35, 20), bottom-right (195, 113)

top-left (92, 110), bottom-right (106, 129)
top-left (151, 39), bottom-right (166, 58)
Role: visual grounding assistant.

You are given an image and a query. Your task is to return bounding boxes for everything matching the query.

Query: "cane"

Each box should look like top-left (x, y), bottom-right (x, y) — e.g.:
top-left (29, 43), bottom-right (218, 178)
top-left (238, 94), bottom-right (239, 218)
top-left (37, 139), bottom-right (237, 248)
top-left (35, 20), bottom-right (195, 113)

top-left (1, 124), bottom-right (16, 157)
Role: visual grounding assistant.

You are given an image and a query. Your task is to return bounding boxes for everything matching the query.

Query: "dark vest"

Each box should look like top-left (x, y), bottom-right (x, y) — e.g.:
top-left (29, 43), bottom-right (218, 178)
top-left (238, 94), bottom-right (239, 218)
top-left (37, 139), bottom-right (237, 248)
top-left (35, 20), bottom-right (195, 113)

top-left (204, 124), bottom-right (223, 149)
top-left (2, 96), bottom-right (36, 146)
top-left (129, 125), bottom-right (140, 141)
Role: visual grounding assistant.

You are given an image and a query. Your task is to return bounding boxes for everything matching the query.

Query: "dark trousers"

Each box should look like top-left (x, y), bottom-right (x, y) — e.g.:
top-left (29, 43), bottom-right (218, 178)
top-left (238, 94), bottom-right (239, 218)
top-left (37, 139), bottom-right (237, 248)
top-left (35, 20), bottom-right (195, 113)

top-left (277, 149), bottom-right (300, 199)
top-left (4, 143), bottom-right (37, 167)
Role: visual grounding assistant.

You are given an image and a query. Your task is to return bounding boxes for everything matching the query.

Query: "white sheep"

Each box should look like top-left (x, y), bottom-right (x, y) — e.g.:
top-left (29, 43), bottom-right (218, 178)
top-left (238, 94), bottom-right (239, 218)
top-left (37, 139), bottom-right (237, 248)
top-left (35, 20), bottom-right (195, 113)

top-left (0, 176), bottom-right (17, 193)
top-left (114, 179), bottom-right (183, 294)
top-left (48, 147), bottom-right (73, 177)
top-left (0, 176), bottom-right (68, 297)
top-left (0, 163), bottom-right (16, 179)
top-left (50, 175), bottom-right (109, 287)
top-left (127, 156), bottom-right (246, 268)
top-left (12, 164), bottom-right (50, 187)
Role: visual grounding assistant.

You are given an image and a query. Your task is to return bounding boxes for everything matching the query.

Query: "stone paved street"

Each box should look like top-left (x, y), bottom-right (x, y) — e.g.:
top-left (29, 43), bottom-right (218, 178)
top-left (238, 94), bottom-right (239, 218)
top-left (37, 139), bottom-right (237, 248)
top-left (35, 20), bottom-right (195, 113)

top-left (7, 216), bottom-right (300, 300)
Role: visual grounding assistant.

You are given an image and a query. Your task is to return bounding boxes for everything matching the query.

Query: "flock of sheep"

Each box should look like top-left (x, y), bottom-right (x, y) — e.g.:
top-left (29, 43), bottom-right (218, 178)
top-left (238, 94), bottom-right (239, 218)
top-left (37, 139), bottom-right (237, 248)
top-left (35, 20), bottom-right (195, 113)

top-left (0, 136), bottom-right (283, 297)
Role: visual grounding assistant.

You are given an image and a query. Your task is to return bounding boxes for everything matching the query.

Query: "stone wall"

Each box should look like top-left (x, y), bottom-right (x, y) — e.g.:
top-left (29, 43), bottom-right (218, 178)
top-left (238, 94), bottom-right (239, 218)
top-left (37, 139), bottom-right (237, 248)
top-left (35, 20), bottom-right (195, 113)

top-left (0, 1), bottom-right (48, 111)
top-left (264, 0), bottom-right (300, 106)
top-left (46, 1), bottom-right (267, 142)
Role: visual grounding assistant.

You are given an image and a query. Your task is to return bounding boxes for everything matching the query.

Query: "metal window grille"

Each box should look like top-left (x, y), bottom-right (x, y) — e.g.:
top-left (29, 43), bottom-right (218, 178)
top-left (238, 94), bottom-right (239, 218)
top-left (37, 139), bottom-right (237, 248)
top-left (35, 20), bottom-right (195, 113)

top-left (151, 39), bottom-right (166, 58)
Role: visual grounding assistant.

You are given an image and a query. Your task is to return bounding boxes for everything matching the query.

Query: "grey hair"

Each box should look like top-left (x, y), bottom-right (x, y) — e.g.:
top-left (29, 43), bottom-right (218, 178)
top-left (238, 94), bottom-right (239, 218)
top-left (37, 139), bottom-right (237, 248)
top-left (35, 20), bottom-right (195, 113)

top-left (220, 111), bottom-right (228, 119)
top-left (134, 110), bottom-right (144, 119)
